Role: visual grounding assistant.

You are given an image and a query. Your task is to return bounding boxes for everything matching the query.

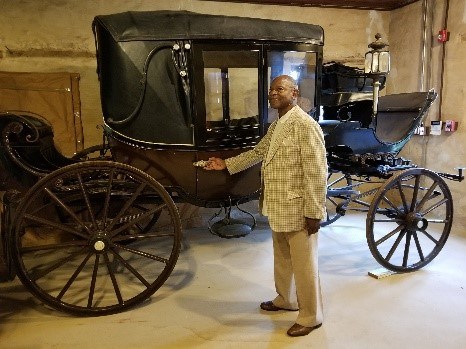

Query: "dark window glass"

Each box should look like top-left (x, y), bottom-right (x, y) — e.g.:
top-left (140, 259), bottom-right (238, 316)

top-left (267, 51), bottom-right (317, 124)
top-left (202, 50), bottom-right (259, 130)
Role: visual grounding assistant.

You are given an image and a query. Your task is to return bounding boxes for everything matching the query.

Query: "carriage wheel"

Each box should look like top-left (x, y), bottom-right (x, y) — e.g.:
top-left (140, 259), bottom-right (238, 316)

top-left (11, 161), bottom-right (181, 316)
top-left (321, 172), bottom-right (353, 227)
top-left (366, 168), bottom-right (453, 272)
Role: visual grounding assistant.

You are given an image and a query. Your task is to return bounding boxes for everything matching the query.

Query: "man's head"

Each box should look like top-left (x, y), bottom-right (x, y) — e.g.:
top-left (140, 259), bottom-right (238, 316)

top-left (268, 75), bottom-right (299, 117)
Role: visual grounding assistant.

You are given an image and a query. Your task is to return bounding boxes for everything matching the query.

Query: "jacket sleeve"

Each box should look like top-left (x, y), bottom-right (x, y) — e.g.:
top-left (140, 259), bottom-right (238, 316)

top-left (298, 118), bottom-right (328, 220)
top-left (225, 122), bottom-right (275, 175)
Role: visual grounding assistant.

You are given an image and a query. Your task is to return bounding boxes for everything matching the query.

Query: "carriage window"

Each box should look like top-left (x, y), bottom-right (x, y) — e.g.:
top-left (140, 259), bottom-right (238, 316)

top-left (203, 50), bottom-right (259, 129)
top-left (267, 51), bottom-right (317, 124)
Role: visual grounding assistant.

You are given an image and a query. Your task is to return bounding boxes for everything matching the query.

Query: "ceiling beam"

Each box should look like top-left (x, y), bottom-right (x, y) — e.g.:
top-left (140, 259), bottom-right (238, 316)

top-left (201, 0), bottom-right (420, 11)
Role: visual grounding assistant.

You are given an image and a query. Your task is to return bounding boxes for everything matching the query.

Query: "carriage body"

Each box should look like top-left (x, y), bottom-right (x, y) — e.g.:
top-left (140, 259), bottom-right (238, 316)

top-left (0, 11), bottom-right (461, 316)
top-left (93, 11), bottom-right (324, 206)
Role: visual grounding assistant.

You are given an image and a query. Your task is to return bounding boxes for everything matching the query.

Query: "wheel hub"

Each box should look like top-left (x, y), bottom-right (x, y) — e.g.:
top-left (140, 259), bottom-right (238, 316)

top-left (91, 232), bottom-right (109, 252)
top-left (406, 212), bottom-right (428, 231)
top-left (93, 240), bottom-right (106, 251)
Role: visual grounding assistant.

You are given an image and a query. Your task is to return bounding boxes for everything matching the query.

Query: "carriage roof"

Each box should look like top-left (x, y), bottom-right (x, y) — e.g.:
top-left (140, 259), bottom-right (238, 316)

top-left (94, 11), bottom-right (325, 148)
top-left (93, 11), bottom-right (324, 45)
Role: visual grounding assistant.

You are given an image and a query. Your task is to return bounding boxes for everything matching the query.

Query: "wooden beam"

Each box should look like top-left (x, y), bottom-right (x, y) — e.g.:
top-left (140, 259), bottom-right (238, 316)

top-left (201, 0), bottom-right (420, 11)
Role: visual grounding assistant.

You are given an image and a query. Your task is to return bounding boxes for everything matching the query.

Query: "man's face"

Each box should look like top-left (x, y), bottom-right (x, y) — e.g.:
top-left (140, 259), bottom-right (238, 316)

top-left (268, 77), bottom-right (297, 111)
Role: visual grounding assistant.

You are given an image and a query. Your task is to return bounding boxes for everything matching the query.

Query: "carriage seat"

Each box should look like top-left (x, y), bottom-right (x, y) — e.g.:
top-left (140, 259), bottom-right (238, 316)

top-left (321, 90), bottom-right (437, 156)
top-left (318, 119), bottom-right (342, 136)
top-left (375, 91), bottom-right (437, 143)
top-left (0, 112), bottom-right (76, 188)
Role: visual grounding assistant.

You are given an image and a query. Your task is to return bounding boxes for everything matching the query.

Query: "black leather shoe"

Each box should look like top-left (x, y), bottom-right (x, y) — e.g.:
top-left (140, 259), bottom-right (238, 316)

top-left (260, 301), bottom-right (295, 311)
top-left (287, 323), bottom-right (322, 337)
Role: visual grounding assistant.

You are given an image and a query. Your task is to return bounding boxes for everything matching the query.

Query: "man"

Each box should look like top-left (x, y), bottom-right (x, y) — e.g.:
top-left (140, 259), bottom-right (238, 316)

top-left (205, 75), bottom-right (327, 337)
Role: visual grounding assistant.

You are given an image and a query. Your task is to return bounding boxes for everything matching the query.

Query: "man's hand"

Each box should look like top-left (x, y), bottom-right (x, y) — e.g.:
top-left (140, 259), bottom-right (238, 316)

top-left (305, 218), bottom-right (321, 235)
top-left (204, 157), bottom-right (227, 171)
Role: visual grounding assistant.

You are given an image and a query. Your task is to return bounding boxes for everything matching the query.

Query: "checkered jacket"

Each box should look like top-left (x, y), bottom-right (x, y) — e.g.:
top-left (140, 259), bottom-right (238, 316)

top-left (225, 106), bottom-right (327, 232)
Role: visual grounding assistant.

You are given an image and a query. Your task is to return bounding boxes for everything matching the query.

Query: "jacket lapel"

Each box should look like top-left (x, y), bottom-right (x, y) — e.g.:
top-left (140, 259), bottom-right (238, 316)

top-left (264, 115), bottom-right (296, 166)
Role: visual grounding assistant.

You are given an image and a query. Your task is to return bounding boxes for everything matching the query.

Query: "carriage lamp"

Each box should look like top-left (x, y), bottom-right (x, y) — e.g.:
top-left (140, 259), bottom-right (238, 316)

top-left (365, 33), bottom-right (390, 117)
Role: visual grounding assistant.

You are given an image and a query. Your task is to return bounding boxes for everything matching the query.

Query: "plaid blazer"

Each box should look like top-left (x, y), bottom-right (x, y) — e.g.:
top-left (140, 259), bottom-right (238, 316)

top-left (225, 106), bottom-right (327, 232)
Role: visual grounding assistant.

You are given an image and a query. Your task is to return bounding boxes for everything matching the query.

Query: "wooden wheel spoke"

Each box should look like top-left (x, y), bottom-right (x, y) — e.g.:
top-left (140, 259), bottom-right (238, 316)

top-left (104, 182), bottom-right (147, 233)
top-left (419, 230), bottom-right (440, 245)
top-left (396, 180), bottom-right (409, 213)
top-left (109, 203), bottom-right (166, 238)
top-left (57, 252), bottom-right (93, 300)
top-left (375, 225), bottom-right (404, 246)
top-left (425, 219), bottom-right (449, 224)
top-left (87, 254), bottom-right (100, 308)
top-left (412, 232), bottom-right (425, 261)
top-left (112, 242), bottom-right (169, 264)
top-left (409, 175), bottom-right (420, 211)
top-left (102, 169), bottom-right (115, 228)
top-left (415, 181), bottom-right (438, 212)
top-left (20, 240), bottom-right (87, 253)
top-left (420, 198), bottom-right (448, 216)
top-left (23, 214), bottom-right (89, 240)
top-left (402, 232), bottom-right (412, 267)
top-left (112, 231), bottom-right (175, 243)
top-left (382, 195), bottom-right (404, 215)
top-left (373, 219), bottom-right (405, 223)
top-left (109, 247), bottom-right (152, 288)
top-left (77, 173), bottom-right (98, 230)
top-left (103, 252), bottom-right (124, 305)
top-left (30, 246), bottom-right (89, 282)
top-left (44, 188), bottom-right (93, 235)
top-left (385, 230), bottom-right (406, 261)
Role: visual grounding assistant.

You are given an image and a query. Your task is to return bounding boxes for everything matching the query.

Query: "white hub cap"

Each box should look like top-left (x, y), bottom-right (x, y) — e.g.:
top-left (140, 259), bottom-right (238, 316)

top-left (94, 240), bottom-right (105, 251)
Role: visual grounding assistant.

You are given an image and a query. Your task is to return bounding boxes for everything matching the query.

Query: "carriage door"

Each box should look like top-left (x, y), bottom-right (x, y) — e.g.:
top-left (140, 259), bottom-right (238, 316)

top-left (193, 43), bottom-right (262, 201)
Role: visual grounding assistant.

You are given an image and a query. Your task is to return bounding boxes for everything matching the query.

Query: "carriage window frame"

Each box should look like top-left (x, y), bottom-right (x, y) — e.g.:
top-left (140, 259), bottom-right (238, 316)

top-left (191, 42), bottom-right (263, 147)
top-left (191, 42), bottom-right (323, 147)
top-left (263, 44), bottom-right (322, 126)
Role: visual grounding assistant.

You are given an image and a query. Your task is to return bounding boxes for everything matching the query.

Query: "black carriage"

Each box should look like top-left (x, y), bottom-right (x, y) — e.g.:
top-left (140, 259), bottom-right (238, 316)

top-left (0, 11), bottom-right (462, 316)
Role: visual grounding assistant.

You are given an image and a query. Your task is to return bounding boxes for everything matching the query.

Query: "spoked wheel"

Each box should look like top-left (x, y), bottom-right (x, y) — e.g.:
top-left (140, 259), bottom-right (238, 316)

top-left (367, 168), bottom-right (453, 272)
top-left (322, 172), bottom-right (353, 227)
top-left (11, 161), bottom-right (181, 316)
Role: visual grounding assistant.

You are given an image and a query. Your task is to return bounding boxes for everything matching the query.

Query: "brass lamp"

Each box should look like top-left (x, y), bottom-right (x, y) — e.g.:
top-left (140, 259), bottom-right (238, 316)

top-left (365, 33), bottom-right (390, 117)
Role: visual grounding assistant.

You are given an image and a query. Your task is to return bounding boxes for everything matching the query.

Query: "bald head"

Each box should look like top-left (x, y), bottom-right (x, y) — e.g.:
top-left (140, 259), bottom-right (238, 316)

top-left (268, 75), bottom-right (299, 117)
top-left (273, 75), bottom-right (298, 90)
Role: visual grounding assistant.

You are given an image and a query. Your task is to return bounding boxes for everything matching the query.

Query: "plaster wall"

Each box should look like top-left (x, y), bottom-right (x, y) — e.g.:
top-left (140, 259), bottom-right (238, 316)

top-left (390, 0), bottom-right (466, 232)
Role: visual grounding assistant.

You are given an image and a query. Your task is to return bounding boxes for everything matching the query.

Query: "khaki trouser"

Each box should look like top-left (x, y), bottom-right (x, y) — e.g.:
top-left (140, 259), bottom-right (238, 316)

top-left (271, 229), bottom-right (323, 327)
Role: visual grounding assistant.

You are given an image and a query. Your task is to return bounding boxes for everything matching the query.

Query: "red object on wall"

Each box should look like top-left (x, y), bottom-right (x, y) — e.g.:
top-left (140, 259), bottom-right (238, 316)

top-left (438, 29), bottom-right (450, 43)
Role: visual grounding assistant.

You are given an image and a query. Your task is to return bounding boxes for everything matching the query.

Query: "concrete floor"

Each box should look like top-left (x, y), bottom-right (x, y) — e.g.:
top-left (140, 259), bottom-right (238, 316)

top-left (1, 206), bottom-right (466, 349)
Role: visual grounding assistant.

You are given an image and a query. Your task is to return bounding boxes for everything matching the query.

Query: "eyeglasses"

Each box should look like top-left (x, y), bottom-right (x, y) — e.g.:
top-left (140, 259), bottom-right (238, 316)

top-left (268, 86), bottom-right (295, 94)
